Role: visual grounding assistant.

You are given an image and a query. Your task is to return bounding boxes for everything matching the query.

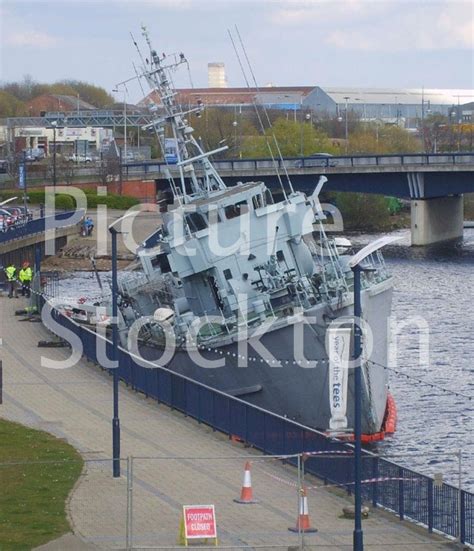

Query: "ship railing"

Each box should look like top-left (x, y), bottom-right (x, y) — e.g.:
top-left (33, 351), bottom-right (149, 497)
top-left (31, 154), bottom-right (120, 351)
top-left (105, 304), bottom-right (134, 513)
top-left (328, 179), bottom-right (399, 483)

top-left (360, 250), bottom-right (391, 288)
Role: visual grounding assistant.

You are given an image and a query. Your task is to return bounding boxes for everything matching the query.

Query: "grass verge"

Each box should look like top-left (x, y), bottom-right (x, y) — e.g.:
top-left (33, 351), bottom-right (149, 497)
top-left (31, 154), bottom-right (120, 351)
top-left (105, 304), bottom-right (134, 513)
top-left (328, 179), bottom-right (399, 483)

top-left (0, 419), bottom-right (83, 550)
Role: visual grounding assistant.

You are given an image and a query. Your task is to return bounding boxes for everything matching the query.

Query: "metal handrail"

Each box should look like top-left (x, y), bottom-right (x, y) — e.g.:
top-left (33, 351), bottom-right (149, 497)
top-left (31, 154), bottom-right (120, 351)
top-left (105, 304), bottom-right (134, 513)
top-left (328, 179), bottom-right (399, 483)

top-left (45, 307), bottom-right (474, 545)
top-left (123, 152), bottom-right (474, 176)
top-left (0, 210), bottom-right (83, 245)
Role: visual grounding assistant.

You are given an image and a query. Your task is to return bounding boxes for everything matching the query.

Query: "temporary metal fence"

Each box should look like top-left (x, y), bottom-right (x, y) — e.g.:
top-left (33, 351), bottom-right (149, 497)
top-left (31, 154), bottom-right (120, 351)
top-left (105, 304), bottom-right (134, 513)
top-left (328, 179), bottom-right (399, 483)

top-left (50, 309), bottom-right (473, 546)
top-left (3, 453), bottom-right (462, 550)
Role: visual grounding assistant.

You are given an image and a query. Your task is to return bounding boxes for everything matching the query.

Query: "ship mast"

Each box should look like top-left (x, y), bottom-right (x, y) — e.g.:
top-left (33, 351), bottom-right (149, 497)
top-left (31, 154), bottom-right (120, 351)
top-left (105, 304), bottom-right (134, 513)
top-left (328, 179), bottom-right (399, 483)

top-left (140, 25), bottom-right (228, 202)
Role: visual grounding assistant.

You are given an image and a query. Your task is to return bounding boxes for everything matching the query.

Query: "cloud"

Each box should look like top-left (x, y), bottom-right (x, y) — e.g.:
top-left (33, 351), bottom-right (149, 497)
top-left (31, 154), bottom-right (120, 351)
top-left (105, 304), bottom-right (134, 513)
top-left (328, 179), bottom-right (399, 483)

top-left (5, 29), bottom-right (60, 49)
top-left (437, 7), bottom-right (474, 50)
top-left (269, 0), bottom-right (389, 26)
top-left (268, 0), bottom-right (473, 52)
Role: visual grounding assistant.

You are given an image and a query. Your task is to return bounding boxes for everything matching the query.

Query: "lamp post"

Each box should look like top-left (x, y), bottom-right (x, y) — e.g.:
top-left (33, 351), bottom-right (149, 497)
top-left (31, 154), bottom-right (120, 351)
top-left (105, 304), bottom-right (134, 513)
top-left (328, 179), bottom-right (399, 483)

top-left (232, 120), bottom-right (238, 154)
top-left (109, 220), bottom-right (120, 478)
top-left (51, 121), bottom-right (58, 189)
top-left (17, 149), bottom-right (27, 211)
top-left (300, 112), bottom-right (311, 156)
top-left (348, 236), bottom-right (402, 551)
top-left (113, 85), bottom-right (128, 161)
top-left (108, 212), bottom-right (135, 478)
top-left (344, 96), bottom-right (350, 153)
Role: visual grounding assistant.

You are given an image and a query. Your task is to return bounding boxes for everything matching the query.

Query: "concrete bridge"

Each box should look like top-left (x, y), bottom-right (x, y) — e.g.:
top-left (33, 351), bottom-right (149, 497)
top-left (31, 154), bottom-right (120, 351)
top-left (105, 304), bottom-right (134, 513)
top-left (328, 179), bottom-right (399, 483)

top-left (124, 152), bottom-right (474, 245)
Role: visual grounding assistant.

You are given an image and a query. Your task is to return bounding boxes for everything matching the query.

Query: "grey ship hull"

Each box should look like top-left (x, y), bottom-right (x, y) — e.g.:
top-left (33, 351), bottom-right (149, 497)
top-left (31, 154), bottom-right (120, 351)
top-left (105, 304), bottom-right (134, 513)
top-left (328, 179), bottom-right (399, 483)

top-left (139, 280), bottom-right (392, 435)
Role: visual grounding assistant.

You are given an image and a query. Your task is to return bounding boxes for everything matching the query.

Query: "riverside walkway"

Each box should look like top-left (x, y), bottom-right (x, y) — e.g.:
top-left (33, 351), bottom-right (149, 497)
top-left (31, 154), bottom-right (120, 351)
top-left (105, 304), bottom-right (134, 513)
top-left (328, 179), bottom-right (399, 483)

top-left (0, 298), bottom-right (455, 550)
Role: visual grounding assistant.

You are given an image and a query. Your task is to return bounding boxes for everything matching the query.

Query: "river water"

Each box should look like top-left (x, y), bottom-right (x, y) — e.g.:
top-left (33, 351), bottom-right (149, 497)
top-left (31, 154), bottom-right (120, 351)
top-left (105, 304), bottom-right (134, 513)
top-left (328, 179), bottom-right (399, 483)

top-left (49, 228), bottom-right (474, 492)
top-left (353, 228), bottom-right (474, 491)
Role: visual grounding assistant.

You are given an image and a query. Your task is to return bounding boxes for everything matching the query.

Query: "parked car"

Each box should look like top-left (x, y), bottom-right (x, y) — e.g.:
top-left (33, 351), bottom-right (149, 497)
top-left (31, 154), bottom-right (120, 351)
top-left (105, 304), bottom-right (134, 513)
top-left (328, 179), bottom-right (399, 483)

top-left (0, 208), bottom-right (17, 228)
top-left (307, 153), bottom-right (338, 167)
top-left (24, 148), bottom-right (45, 162)
top-left (3, 206), bottom-right (32, 222)
top-left (0, 215), bottom-right (8, 232)
top-left (68, 153), bottom-right (93, 163)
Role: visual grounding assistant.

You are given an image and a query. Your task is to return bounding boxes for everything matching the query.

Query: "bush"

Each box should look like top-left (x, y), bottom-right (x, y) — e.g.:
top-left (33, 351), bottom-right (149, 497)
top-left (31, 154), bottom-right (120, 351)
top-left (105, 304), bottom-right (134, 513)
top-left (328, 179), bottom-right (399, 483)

top-left (85, 194), bottom-right (139, 209)
top-left (54, 195), bottom-right (76, 210)
top-left (334, 192), bottom-right (390, 231)
top-left (0, 189), bottom-right (140, 210)
top-left (464, 193), bottom-right (474, 220)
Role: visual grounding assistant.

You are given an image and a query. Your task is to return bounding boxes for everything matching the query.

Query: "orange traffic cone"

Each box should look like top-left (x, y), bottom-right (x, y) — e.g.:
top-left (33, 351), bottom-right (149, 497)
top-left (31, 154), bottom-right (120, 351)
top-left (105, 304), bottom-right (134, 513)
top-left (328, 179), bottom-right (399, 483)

top-left (289, 487), bottom-right (317, 533)
top-left (234, 461), bottom-right (258, 504)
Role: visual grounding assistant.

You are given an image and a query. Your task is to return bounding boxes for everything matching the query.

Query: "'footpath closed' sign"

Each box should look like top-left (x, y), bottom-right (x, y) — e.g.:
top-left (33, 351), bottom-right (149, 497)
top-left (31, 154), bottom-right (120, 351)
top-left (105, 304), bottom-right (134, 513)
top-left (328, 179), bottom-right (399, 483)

top-left (183, 505), bottom-right (217, 539)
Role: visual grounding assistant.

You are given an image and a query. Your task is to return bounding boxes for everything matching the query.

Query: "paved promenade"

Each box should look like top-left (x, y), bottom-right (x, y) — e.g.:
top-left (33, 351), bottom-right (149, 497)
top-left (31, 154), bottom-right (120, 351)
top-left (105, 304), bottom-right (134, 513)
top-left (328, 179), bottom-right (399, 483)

top-left (0, 297), bottom-right (456, 550)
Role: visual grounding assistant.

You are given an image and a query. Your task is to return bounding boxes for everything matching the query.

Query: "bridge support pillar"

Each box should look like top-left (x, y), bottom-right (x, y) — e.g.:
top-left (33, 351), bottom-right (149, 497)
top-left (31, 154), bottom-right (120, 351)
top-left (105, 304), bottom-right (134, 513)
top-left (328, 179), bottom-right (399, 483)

top-left (411, 195), bottom-right (463, 246)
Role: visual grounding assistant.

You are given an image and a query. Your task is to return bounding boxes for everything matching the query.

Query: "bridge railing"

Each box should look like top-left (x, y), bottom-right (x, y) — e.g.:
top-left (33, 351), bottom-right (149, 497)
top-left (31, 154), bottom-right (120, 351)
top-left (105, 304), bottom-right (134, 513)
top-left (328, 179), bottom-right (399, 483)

top-left (0, 210), bottom-right (82, 245)
top-left (44, 306), bottom-right (473, 545)
top-left (123, 152), bottom-right (474, 177)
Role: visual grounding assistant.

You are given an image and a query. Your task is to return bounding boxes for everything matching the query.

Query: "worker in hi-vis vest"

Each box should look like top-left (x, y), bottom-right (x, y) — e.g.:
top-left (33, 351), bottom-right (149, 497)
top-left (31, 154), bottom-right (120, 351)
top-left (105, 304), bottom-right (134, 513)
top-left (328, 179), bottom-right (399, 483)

top-left (19, 261), bottom-right (33, 298)
top-left (5, 263), bottom-right (17, 298)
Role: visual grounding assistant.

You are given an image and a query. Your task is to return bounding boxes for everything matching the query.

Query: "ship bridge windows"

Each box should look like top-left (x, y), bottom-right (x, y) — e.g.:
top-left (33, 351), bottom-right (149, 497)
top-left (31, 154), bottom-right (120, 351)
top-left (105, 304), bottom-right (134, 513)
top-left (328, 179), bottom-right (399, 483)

top-left (225, 200), bottom-right (248, 220)
top-left (265, 189), bottom-right (274, 205)
top-left (185, 212), bottom-right (208, 232)
top-left (252, 194), bottom-right (263, 210)
top-left (151, 252), bottom-right (171, 273)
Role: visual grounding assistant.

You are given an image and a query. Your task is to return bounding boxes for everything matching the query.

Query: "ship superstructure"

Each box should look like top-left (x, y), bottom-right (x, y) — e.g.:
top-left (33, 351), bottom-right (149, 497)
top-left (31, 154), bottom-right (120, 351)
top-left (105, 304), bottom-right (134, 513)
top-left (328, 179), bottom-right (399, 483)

top-left (96, 27), bottom-right (396, 436)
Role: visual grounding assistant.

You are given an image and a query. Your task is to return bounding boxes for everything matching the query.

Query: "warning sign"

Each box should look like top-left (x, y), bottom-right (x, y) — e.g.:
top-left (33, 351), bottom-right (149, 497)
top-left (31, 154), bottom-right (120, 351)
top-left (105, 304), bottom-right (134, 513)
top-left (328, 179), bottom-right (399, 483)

top-left (183, 505), bottom-right (217, 540)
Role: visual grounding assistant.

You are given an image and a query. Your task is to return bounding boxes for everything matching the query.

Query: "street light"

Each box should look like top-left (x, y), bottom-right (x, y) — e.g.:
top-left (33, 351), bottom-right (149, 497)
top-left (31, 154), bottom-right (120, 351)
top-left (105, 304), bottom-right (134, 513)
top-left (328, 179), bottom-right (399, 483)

top-left (50, 121), bottom-right (58, 189)
top-left (232, 120), bottom-right (238, 155)
top-left (108, 211), bottom-right (135, 478)
top-left (348, 235), bottom-right (402, 551)
top-left (113, 85), bottom-right (128, 162)
top-left (300, 112), bottom-right (311, 156)
top-left (344, 97), bottom-right (350, 154)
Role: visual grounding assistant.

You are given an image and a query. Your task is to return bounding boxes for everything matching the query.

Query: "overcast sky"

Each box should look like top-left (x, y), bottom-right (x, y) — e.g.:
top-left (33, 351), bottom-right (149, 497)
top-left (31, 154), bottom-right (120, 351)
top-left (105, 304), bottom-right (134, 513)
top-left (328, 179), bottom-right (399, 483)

top-left (1, 0), bottom-right (473, 102)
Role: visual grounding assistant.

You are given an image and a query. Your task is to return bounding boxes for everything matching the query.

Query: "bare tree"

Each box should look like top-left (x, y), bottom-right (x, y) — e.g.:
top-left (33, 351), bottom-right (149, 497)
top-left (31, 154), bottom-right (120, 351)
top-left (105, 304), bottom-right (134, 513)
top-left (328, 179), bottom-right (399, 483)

top-left (96, 156), bottom-right (121, 187)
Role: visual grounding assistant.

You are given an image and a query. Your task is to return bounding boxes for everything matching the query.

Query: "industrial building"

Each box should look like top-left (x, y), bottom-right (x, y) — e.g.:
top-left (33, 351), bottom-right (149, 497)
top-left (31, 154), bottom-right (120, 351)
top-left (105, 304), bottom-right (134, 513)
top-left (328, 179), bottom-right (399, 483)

top-left (141, 85), bottom-right (474, 128)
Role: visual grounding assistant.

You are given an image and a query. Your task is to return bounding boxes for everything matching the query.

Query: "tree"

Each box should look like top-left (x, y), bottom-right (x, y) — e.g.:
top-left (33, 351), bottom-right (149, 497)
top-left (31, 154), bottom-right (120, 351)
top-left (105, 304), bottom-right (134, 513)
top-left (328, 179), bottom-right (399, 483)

top-left (51, 157), bottom-right (76, 186)
top-left (59, 80), bottom-right (114, 107)
top-left (1, 75), bottom-right (40, 101)
top-left (318, 111), bottom-right (361, 140)
top-left (189, 108), bottom-right (256, 158)
top-left (421, 114), bottom-right (457, 153)
top-left (241, 117), bottom-right (336, 158)
top-left (348, 123), bottom-right (421, 154)
top-left (96, 156), bottom-right (121, 187)
top-left (334, 192), bottom-right (390, 231)
top-left (0, 91), bottom-right (27, 118)
top-left (41, 83), bottom-right (79, 97)
top-left (1, 78), bottom-right (114, 109)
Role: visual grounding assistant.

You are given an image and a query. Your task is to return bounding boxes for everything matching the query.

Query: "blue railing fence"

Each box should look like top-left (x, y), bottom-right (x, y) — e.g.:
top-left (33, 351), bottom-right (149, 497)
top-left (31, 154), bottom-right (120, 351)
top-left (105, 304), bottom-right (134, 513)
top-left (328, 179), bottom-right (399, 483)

top-left (123, 152), bottom-right (474, 177)
top-left (50, 308), bottom-right (473, 545)
top-left (0, 210), bottom-right (83, 245)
